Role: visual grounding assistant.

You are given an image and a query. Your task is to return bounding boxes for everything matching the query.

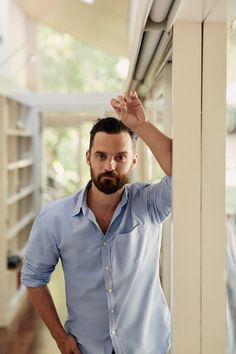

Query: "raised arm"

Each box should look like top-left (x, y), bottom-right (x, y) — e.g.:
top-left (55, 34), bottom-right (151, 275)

top-left (111, 91), bottom-right (172, 176)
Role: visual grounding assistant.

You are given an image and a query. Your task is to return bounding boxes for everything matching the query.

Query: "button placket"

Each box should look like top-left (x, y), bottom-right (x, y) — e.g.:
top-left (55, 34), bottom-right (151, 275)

top-left (101, 240), bottom-right (118, 341)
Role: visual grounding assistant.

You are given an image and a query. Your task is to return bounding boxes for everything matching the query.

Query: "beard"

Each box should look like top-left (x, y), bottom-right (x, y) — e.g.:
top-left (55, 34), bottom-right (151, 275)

top-left (90, 167), bottom-right (130, 194)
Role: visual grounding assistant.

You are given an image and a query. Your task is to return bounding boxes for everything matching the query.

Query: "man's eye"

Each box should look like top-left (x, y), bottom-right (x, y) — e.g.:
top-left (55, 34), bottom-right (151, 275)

top-left (97, 154), bottom-right (105, 159)
top-left (116, 155), bottom-right (126, 161)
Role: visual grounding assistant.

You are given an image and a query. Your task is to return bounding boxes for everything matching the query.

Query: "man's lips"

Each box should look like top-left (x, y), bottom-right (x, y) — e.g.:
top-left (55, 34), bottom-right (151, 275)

top-left (101, 176), bottom-right (116, 179)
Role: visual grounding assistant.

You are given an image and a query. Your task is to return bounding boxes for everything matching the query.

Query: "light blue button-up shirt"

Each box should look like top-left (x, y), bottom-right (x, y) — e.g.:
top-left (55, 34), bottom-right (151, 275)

top-left (21, 176), bottom-right (172, 354)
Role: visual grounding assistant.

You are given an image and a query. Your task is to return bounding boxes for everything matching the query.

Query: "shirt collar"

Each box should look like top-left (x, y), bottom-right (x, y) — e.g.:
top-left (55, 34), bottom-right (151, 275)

top-left (72, 180), bottom-right (91, 216)
top-left (72, 180), bottom-right (129, 217)
top-left (119, 184), bottom-right (129, 208)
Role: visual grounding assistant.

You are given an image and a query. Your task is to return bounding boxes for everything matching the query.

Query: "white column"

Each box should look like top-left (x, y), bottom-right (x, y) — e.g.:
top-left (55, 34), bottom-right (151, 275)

top-left (161, 63), bottom-right (173, 306)
top-left (201, 21), bottom-right (227, 354)
top-left (171, 22), bottom-right (202, 354)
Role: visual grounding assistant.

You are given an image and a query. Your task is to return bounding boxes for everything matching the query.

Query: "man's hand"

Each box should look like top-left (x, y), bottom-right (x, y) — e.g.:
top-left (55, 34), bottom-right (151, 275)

top-left (111, 91), bottom-right (148, 131)
top-left (56, 333), bottom-right (82, 354)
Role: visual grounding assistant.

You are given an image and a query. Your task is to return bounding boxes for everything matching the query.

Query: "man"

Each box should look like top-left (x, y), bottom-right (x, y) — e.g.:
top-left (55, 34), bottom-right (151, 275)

top-left (21, 91), bottom-right (172, 354)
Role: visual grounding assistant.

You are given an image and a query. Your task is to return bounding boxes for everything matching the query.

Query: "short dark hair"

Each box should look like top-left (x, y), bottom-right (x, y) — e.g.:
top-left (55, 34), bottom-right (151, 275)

top-left (89, 117), bottom-right (138, 150)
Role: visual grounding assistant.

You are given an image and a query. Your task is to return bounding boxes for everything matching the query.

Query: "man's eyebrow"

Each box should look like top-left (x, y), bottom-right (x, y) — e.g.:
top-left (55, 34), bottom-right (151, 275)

top-left (94, 150), bottom-right (128, 155)
top-left (95, 150), bottom-right (106, 154)
top-left (115, 151), bottom-right (128, 155)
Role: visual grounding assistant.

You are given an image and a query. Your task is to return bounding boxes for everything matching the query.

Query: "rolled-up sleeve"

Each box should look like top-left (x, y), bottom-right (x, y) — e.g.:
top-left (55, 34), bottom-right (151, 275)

top-left (21, 212), bottom-right (60, 287)
top-left (147, 175), bottom-right (172, 223)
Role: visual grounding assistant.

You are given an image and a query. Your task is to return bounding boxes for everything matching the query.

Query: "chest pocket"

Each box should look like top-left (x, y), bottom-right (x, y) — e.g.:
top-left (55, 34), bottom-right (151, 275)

top-left (113, 224), bottom-right (144, 274)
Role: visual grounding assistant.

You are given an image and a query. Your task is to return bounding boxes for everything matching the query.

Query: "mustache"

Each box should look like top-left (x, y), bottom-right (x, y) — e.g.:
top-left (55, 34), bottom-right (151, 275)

top-left (98, 171), bottom-right (118, 179)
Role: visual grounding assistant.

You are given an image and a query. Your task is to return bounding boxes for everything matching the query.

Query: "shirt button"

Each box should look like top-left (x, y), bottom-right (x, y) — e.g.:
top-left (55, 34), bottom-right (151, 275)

top-left (111, 308), bottom-right (115, 314)
top-left (107, 288), bottom-right (113, 293)
top-left (103, 241), bottom-right (107, 246)
top-left (105, 266), bottom-right (109, 271)
top-left (111, 330), bottom-right (116, 335)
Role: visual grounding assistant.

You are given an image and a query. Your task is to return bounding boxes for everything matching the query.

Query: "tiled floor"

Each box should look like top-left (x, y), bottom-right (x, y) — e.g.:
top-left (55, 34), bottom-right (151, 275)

top-left (1, 262), bottom-right (67, 354)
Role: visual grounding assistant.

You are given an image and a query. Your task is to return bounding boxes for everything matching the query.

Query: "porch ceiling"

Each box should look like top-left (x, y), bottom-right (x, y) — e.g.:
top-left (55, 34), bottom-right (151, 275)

top-left (16, 0), bottom-right (130, 57)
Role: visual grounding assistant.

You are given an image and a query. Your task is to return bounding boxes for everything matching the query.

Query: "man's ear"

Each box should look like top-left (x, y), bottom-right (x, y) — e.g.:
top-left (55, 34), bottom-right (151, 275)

top-left (131, 153), bottom-right (138, 170)
top-left (86, 150), bottom-right (91, 166)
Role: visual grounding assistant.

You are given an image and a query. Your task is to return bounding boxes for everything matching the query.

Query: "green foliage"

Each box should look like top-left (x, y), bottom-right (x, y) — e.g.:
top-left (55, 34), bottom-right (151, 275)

top-left (44, 128), bottom-right (81, 196)
top-left (38, 25), bottom-right (127, 92)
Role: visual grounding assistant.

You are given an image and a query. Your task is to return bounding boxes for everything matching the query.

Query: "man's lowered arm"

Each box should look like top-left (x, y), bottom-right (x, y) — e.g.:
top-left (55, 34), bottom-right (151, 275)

top-left (27, 286), bottom-right (81, 354)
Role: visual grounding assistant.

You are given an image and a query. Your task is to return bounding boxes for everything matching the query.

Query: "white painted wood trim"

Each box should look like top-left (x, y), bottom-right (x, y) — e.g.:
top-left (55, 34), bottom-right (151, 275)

top-left (201, 21), bottom-right (227, 354)
top-left (171, 22), bottom-right (202, 354)
top-left (7, 158), bottom-right (33, 170)
top-left (7, 211), bottom-right (35, 240)
top-left (7, 185), bottom-right (34, 205)
top-left (11, 92), bottom-right (117, 113)
top-left (161, 63), bottom-right (173, 307)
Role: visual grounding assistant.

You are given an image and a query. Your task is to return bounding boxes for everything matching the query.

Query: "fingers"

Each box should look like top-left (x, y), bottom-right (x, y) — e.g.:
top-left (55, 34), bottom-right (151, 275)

top-left (67, 335), bottom-right (82, 354)
top-left (124, 91), bottom-right (138, 103)
top-left (110, 91), bottom-right (137, 112)
top-left (110, 97), bottom-right (127, 116)
top-left (110, 98), bottom-right (120, 110)
top-left (70, 336), bottom-right (81, 354)
top-left (118, 94), bottom-right (130, 106)
top-left (110, 96), bottom-right (125, 110)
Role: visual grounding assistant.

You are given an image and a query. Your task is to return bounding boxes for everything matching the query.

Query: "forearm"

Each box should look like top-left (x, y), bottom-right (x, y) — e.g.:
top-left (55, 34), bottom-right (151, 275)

top-left (134, 121), bottom-right (172, 176)
top-left (28, 286), bottom-right (81, 354)
top-left (27, 285), bottom-right (67, 344)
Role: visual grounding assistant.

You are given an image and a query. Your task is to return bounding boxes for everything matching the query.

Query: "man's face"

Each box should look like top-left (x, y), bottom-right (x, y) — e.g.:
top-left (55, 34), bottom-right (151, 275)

top-left (86, 132), bottom-right (137, 194)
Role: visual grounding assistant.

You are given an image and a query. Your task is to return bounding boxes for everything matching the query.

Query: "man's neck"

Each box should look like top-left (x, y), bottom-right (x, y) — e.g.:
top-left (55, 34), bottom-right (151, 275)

top-left (87, 182), bottom-right (125, 214)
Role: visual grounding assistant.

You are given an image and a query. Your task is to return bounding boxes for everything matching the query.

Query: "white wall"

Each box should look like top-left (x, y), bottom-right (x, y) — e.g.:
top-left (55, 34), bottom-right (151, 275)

top-left (0, 0), bottom-right (37, 91)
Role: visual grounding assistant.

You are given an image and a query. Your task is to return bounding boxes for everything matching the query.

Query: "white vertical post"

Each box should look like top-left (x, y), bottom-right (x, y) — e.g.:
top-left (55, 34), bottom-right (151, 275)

top-left (171, 22), bottom-right (202, 354)
top-left (201, 21), bottom-right (227, 354)
top-left (161, 63), bottom-right (173, 306)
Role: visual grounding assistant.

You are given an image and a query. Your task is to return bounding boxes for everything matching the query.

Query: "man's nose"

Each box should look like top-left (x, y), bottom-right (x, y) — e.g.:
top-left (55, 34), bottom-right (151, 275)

top-left (105, 157), bottom-right (116, 171)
